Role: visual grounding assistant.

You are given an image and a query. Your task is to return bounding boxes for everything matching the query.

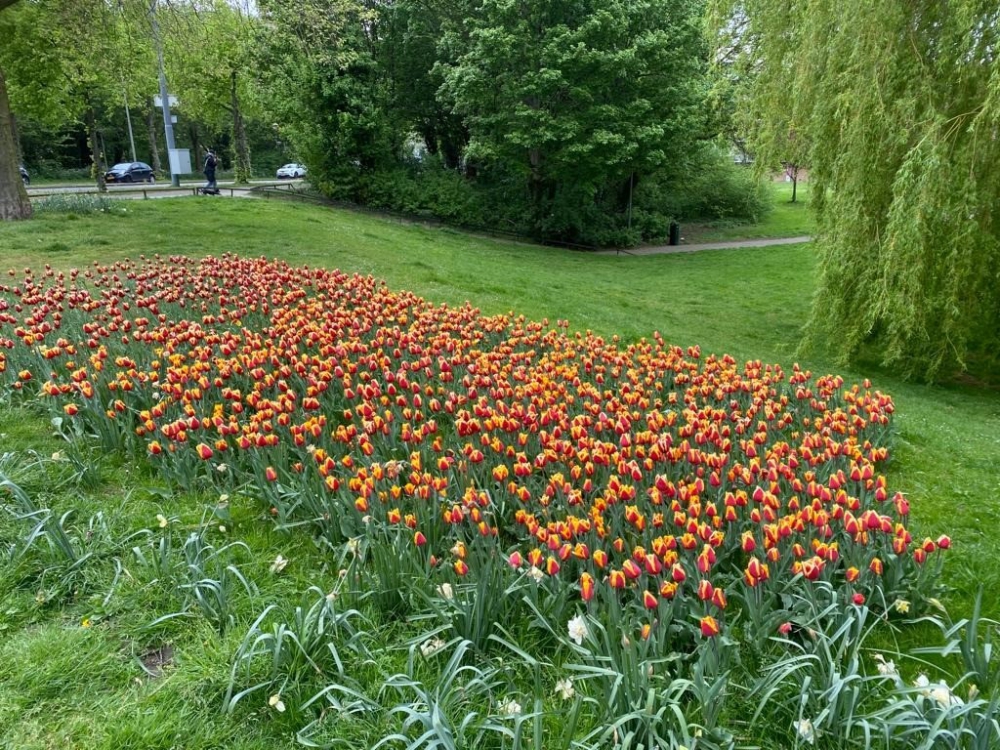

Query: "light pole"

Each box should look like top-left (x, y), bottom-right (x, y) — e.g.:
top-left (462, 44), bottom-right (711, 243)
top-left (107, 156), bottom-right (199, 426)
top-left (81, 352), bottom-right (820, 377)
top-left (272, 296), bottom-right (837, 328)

top-left (149, 0), bottom-right (179, 186)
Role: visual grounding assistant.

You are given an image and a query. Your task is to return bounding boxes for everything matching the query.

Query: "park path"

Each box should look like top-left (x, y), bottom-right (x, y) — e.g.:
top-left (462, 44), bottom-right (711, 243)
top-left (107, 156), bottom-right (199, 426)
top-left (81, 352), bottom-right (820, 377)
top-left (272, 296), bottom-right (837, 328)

top-left (596, 235), bottom-right (812, 256)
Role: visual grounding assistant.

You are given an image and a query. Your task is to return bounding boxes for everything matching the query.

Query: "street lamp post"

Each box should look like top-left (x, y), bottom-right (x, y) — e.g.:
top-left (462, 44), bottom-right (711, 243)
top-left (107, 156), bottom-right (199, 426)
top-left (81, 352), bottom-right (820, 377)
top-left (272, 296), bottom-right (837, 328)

top-left (149, 0), bottom-right (179, 187)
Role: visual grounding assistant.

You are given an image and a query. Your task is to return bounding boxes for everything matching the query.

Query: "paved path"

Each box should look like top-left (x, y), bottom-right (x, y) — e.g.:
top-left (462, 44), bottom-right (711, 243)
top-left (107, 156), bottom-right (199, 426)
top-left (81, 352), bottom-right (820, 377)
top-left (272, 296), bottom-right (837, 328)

top-left (596, 235), bottom-right (812, 256)
top-left (26, 178), bottom-right (302, 196)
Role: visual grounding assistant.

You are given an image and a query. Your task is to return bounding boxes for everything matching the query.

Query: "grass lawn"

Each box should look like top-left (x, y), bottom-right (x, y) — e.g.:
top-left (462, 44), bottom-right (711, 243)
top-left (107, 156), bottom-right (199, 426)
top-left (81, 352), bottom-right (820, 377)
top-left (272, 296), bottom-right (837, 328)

top-left (0, 195), bottom-right (997, 748)
top-left (679, 181), bottom-right (815, 244)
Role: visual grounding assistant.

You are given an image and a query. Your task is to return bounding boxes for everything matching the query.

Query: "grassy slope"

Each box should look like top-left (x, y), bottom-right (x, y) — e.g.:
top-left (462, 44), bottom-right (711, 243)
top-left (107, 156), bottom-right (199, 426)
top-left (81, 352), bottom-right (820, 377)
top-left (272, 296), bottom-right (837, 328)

top-left (680, 181), bottom-right (815, 243)
top-left (0, 196), bottom-right (997, 747)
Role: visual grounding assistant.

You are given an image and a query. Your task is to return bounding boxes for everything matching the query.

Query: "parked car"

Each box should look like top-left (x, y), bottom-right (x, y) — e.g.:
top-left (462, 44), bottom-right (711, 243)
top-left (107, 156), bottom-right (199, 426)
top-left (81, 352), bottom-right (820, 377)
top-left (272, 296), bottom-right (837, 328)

top-left (105, 162), bottom-right (155, 184)
top-left (276, 163), bottom-right (307, 179)
top-left (19, 165), bottom-right (29, 185)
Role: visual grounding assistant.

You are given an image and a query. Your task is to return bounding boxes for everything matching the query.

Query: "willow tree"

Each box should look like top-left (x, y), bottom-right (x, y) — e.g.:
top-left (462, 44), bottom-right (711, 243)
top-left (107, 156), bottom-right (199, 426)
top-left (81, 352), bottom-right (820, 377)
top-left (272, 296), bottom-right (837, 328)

top-left (714, 1), bottom-right (1000, 379)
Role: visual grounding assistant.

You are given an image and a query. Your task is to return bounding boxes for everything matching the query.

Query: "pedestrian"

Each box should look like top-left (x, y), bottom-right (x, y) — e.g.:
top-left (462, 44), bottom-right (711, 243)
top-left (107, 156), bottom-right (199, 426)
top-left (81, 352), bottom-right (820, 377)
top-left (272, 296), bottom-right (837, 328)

top-left (203, 148), bottom-right (218, 193)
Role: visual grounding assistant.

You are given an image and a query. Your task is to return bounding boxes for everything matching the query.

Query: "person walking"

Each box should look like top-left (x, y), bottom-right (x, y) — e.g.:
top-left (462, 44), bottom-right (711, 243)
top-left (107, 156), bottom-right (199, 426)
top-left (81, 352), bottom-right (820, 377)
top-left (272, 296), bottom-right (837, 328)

top-left (203, 148), bottom-right (218, 193)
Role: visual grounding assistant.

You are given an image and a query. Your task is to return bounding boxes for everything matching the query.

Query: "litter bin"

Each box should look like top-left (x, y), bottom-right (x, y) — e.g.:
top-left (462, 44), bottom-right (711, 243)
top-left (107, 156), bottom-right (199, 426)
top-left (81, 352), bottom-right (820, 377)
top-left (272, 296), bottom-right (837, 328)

top-left (669, 222), bottom-right (680, 246)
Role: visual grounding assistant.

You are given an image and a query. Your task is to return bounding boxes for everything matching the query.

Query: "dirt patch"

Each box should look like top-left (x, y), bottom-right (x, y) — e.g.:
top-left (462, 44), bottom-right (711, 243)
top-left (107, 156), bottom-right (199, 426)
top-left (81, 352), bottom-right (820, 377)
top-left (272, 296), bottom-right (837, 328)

top-left (139, 644), bottom-right (174, 679)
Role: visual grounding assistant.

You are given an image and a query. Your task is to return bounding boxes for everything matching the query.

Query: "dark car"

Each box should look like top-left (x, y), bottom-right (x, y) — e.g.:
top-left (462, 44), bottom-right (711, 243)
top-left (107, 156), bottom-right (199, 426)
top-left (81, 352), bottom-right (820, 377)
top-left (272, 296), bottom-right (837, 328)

top-left (105, 162), bottom-right (155, 184)
top-left (19, 165), bottom-right (29, 185)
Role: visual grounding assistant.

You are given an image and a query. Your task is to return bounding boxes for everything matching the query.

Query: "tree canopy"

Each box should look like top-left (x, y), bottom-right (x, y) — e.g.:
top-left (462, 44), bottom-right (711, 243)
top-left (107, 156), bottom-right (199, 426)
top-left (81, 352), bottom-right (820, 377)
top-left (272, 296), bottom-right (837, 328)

top-left (256, 0), bottom-right (764, 246)
top-left (715, 0), bottom-right (1000, 379)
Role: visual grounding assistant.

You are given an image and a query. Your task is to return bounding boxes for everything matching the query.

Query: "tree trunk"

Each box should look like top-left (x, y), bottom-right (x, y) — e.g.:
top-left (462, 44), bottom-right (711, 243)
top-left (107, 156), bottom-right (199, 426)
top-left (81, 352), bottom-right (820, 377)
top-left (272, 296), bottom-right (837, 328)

top-left (0, 62), bottom-right (31, 221)
top-left (791, 165), bottom-right (799, 203)
top-left (86, 102), bottom-right (107, 193)
top-left (10, 112), bottom-right (21, 162)
top-left (189, 122), bottom-right (200, 173)
top-left (146, 98), bottom-right (161, 174)
top-left (230, 69), bottom-right (251, 183)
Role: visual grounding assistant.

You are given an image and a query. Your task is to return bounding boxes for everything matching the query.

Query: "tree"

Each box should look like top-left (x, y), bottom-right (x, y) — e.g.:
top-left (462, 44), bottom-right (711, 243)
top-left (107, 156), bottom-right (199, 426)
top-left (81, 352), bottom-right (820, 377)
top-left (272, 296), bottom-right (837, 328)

top-left (0, 0), bottom-right (29, 220)
top-left (714, 0), bottom-right (1000, 379)
top-left (1, 0), bottom-right (146, 194)
top-left (441, 0), bottom-right (708, 239)
top-left (162, 0), bottom-right (260, 182)
top-left (255, 0), bottom-right (399, 199)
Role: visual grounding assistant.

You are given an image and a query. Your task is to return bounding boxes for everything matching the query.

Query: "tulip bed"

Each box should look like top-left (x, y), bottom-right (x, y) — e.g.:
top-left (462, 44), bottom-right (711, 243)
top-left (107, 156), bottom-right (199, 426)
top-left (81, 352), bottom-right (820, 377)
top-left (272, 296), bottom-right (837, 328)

top-left (0, 255), bottom-right (976, 748)
top-left (0, 253), bottom-right (947, 647)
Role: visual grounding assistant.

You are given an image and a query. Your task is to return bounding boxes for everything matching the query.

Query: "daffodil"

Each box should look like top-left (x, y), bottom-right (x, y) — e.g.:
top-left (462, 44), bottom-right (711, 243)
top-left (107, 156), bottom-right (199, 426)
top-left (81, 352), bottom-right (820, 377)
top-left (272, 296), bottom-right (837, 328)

top-left (567, 614), bottom-right (588, 646)
top-left (554, 677), bottom-right (575, 700)
top-left (793, 718), bottom-right (815, 744)
top-left (420, 637), bottom-right (446, 658)
top-left (437, 583), bottom-right (454, 600)
top-left (497, 698), bottom-right (522, 716)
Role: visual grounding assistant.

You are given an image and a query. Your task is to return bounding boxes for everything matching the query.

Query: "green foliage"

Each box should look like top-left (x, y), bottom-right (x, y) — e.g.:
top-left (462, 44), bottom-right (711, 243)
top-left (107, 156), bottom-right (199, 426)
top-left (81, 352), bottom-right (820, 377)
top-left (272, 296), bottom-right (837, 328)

top-left (714, 0), bottom-right (1000, 380)
top-left (440, 0), bottom-right (708, 240)
top-left (257, 0), bottom-right (764, 246)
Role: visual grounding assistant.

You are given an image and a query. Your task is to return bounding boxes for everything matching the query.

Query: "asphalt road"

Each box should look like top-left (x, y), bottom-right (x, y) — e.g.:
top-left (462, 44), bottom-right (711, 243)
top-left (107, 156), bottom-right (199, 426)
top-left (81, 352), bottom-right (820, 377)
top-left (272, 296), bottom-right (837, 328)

top-left (26, 178), bottom-right (303, 197)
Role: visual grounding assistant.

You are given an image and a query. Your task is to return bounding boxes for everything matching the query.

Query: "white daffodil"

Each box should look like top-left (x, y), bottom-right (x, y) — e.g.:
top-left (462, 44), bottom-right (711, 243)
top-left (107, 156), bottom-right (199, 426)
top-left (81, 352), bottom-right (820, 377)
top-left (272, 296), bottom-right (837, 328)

top-left (270, 554), bottom-right (289, 574)
top-left (794, 718), bottom-right (815, 744)
top-left (567, 614), bottom-right (588, 646)
top-left (873, 653), bottom-right (898, 677)
top-left (528, 566), bottom-right (544, 582)
top-left (156, 513), bottom-right (169, 529)
top-left (437, 582), bottom-right (454, 600)
top-left (420, 637), bottom-right (446, 658)
top-left (915, 674), bottom-right (963, 707)
top-left (554, 678), bottom-right (575, 700)
top-left (497, 698), bottom-right (522, 716)
top-left (893, 599), bottom-right (911, 614)
top-left (268, 693), bottom-right (286, 712)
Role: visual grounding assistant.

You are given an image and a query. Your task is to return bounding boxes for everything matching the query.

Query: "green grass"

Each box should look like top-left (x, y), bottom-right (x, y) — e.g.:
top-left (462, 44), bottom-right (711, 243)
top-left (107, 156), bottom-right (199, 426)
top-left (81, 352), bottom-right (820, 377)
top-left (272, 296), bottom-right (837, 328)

top-left (0, 194), bottom-right (997, 747)
top-left (680, 181), bottom-right (815, 243)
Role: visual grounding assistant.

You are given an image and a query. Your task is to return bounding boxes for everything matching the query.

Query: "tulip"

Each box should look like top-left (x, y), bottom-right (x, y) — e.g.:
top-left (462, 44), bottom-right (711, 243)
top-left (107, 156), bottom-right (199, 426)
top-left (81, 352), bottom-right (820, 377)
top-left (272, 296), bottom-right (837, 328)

top-left (580, 572), bottom-right (595, 602)
top-left (700, 615), bottom-right (721, 638)
top-left (659, 580), bottom-right (678, 599)
top-left (196, 443), bottom-right (214, 460)
top-left (671, 563), bottom-right (687, 583)
top-left (697, 579), bottom-right (714, 601)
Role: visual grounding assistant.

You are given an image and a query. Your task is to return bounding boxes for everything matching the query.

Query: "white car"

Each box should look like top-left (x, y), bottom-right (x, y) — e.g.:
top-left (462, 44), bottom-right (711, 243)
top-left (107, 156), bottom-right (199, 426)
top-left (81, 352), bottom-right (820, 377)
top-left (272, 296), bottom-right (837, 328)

top-left (276, 163), bottom-right (307, 179)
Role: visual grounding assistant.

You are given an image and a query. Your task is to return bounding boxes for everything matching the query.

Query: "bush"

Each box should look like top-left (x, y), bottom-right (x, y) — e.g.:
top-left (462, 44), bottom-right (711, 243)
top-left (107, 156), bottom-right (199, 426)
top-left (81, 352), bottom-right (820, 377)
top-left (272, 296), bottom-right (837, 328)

top-left (306, 146), bottom-right (771, 248)
top-left (637, 146), bottom-right (772, 225)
